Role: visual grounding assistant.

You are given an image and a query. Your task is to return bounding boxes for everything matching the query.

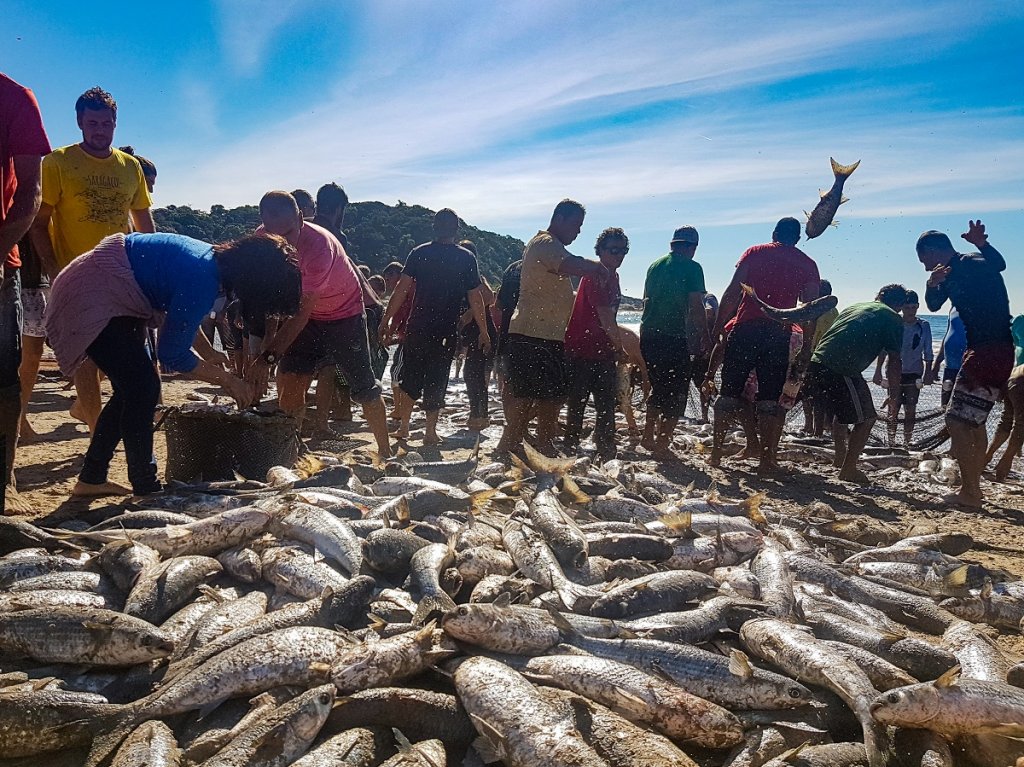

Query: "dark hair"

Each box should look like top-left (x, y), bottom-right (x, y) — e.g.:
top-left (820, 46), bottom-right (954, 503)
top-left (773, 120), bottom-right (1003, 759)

top-left (76, 86), bottom-right (117, 120)
top-left (214, 233), bottom-right (302, 328)
top-left (316, 182), bottom-right (349, 215)
top-left (552, 199), bottom-right (586, 220)
top-left (382, 261), bottom-right (403, 277)
top-left (433, 208), bottom-right (459, 238)
top-left (819, 279), bottom-right (832, 297)
top-left (773, 217), bottom-right (802, 246)
top-left (904, 290), bottom-right (920, 305)
top-left (458, 239), bottom-right (477, 256)
top-left (291, 189), bottom-right (315, 215)
top-left (368, 274), bottom-right (386, 293)
top-left (595, 227), bottom-right (628, 255)
top-left (916, 230), bottom-right (953, 253)
top-left (119, 146), bottom-right (156, 178)
top-left (357, 264), bottom-right (372, 279)
top-left (876, 283), bottom-right (909, 308)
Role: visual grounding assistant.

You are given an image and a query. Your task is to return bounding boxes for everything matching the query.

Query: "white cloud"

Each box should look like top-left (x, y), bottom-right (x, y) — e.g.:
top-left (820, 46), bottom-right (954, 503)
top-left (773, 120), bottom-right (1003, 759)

top-left (213, 0), bottom-right (314, 76)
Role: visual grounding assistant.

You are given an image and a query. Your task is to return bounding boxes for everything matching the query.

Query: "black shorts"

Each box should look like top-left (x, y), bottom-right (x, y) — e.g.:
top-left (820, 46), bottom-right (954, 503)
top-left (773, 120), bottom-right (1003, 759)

top-left (279, 314), bottom-right (382, 403)
top-left (898, 373), bottom-right (922, 407)
top-left (389, 343), bottom-right (405, 383)
top-left (640, 328), bottom-right (691, 418)
top-left (504, 334), bottom-right (568, 400)
top-left (720, 320), bottom-right (790, 403)
top-left (806, 362), bottom-right (876, 425)
top-left (397, 333), bottom-right (457, 411)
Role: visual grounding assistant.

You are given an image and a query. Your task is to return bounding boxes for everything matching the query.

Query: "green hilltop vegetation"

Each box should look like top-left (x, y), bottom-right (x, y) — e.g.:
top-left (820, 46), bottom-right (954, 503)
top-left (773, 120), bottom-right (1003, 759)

top-left (153, 200), bottom-right (525, 284)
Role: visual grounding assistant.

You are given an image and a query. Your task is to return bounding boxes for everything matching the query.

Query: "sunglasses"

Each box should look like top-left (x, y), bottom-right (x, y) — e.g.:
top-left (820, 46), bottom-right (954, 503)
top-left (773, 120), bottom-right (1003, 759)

top-left (604, 246), bottom-right (629, 255)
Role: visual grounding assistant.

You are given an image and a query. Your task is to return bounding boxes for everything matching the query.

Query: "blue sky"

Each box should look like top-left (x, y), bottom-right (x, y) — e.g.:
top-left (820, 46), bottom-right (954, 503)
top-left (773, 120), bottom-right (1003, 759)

top-left (5, 0), bottom-right (1023, 308)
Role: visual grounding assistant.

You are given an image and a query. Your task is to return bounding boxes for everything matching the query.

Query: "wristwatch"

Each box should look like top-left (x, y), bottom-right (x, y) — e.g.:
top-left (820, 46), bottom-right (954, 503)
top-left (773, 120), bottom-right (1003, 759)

top-left (259, 349), bottom-right (280, 366)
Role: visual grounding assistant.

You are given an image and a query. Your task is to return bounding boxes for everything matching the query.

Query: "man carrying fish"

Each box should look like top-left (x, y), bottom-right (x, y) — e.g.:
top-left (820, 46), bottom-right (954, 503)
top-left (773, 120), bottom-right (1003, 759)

top-left (639, 225), bottom-right (710, 459)
top-left (804, 283), bottom-right (907, 483)
top-left (710, 217), bottom-right (820, 474)
top-left (917, 219), bottom-right (1013, 508)
top-left (495, 199), bottom-right (609, 458)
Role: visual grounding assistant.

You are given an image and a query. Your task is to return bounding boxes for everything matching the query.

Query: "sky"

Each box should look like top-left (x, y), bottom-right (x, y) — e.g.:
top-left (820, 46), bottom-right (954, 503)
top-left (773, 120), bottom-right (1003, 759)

top-left (4, 0), bottom-right (1023, 308)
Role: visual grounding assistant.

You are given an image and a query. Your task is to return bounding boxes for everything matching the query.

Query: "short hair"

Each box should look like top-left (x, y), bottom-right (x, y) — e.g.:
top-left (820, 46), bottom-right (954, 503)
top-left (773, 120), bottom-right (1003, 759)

top-left (76, 86), bottom-right (117, 121)
top-left (316, 182), bottom-right (348, 215)
top-left (552, 199), bottom-right (586, 220)
top-left (595, 227), bottom-right (628, 255)
top-left (458, 239), bottom-right (477, 256)
top-left (291, 189), bottom-right (315, 215)
top-left (876, 283), bottom-right (909, 308)
top-left (382, 261), bottom-right (404, 277)
top-left (904, 289), bottom-right (920, 305)
top-left (214, 233), bottom-right (302, 327)
top-left (916, 230), bottom-right (954, 253)
top-left (819, 279), bottom-right (833, 297)
top-left (368, 275), bottom-right (386, 294)
top-left (259, 191), bottom-right (300, 221)
top-left (433, 208), bottom-right (459, 237)
top-left (357, 264), bottom-right (371, 279)
top-left (773, 217), bottom-right (802, 246)
top-left (118, 146), bottom-right (156, 178)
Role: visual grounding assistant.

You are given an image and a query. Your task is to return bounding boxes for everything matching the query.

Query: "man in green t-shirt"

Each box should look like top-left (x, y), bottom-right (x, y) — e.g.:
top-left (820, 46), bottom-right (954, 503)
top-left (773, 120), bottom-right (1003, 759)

top-left (638, 226), bottom-right (710, 459)
top-left (805, 283), bottom-right (908, 483)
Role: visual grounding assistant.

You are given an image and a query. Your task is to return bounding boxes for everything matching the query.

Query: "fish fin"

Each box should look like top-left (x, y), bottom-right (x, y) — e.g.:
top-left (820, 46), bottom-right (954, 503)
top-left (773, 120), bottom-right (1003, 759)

top-left (612, 623), bottom-right (638, 640)
top-left (728, 649), bottom-right (754, 680)
top-left (471, 718), bottom-right (507, 764)
top-left (830, 157), bottom-right (860, 177)
top-left (522, 441), bottom-right (575, 477)
top-left (803, 210), bottom-right (812, 222)
top-left (309, 660), bottom-right (333, 676)
top-left (981, 578), bottom-right (994, 600)
top-left (742, 492), bottom-right (767, 525)
top-left (81, 708), bottom-right (140, 767)
top-left (492, 591), bottom-right (513, 609)
top-left (647, 660), bottom-right (679, 686)
top-left (777, 741), bottom-right (811, 763)
top-left (839, 195), bottom-right (849, 205)
top-left (367, 613), bottom-right (388, 632)
top-left (559, 475), bottom-right (591, 505)
top-left (707, 483), bottom-right (720, 504)
top-left (412, 594), bottom-right (456, 626)
top-left (541, 602), bottom-right (579, 638)
top-left (613, 685), bottom-right (649, 709)
top-left (945, 564), bottom-right (970, 588)
top-left (393, 727), bottom-right (415, 753)
top-left (933, 665), bottom-right (961, 688)
top-left (830, 220), bottom-right (839, 228)
top-left (881, 628), bottom-right (907, 642)
top-left (659, 510), bottom-right (693, 536)
top-left (470, 487), bottom-right (498, 513)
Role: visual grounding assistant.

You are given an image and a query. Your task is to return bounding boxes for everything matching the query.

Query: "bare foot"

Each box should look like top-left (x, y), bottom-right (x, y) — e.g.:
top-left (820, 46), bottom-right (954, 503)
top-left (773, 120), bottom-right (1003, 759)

top-left (940, 491), bottom-right (983, 509)
top-left (423, 434), bottom-right (444, 446)
top-left (69, 400), bottom-right (93, 431)
top-left (838, 468), bottom-right (871, 484)
top-left (390, 428), bottom-right (410, 440)
top-left (71, 480), bottom-right (132, 498)
top-left (2, 487), bottom-right (34, 515)
top-left (18, 420), bottom-right (40, 444)
top-left (640, 437), bottom-right (657, 452)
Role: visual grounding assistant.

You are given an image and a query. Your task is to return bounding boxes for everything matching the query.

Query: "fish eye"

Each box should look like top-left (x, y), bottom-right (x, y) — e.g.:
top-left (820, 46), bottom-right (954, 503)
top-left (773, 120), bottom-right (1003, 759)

top-left (789, 687), bottom-right (804, 699)
top-left (457, 606), bottom-right (470, 616)
top-left (318, 692), bottom-right (331, 705)
top-left (887, 692), bottom-right (900, 704)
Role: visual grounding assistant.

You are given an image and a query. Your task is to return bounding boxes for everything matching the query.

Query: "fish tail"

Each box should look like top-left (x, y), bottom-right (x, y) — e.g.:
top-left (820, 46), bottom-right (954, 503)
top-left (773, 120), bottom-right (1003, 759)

top-left (83, 705), bottom-right (140, 767)
top-left (741, 492), bottom-right (768, 525)
top-left (830, 157), bottom-right (861, 177)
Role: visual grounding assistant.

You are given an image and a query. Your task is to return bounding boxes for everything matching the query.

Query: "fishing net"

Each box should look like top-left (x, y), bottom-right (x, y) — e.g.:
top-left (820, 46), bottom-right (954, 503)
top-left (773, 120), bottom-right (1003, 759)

top-left (161, 405), bottom-right (299, 482)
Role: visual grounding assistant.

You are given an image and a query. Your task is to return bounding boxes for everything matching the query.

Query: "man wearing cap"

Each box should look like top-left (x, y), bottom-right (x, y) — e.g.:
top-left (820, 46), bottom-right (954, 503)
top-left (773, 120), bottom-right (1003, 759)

top-left (709, 217), bottom-right (820, 474)
top-left (917, 219), bottom-right (1012, 508)
top-left (639, 225), bottom-right (711, 458)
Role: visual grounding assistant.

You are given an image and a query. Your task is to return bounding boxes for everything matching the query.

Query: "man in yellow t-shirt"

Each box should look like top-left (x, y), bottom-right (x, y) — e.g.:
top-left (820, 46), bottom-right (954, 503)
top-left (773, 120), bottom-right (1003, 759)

top-left (495, 199), bottom-right (609, 457)
top-left (30, 86), bottom-right (154, 432)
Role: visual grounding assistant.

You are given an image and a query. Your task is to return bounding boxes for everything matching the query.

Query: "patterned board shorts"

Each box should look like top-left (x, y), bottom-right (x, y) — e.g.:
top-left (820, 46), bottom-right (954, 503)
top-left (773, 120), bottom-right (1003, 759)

top-left (21, 287), bottom-right (49, 338)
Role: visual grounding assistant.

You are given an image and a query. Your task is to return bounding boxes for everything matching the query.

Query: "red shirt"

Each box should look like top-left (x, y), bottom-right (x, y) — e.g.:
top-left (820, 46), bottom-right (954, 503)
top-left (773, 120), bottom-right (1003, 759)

top-left (0, 74), bottom-right (51, 269)
top-left (732, 242), bottom-right (819, 326)
top-left (564, 272), bottom-right (621, 360)
top-left (393, 286), bottom-right (415, 343)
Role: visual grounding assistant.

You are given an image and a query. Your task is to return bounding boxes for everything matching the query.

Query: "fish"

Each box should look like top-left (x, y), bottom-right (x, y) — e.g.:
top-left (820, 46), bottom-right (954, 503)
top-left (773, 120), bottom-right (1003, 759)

top-left (740, 284), bottom-right (840, 326)
top-left (269, 501), bottom-right (363, 576)
top-left (111, 720), bottom-right (182, 767)
top-left (453, 656), bottom-right (608, 767)
top-left (869, 665), bottom-right (1024, 738)
top-left (125, 555), bottom-right (224, 624)
top-left (289, 727), bottom-right (391, 767)
top-left (739, 617), bottom-right (889, 767)
top-left (0, 688), bottom-right (121, 757)
top-left (804, 157), bottom-right (860, 239)
top-left (588, 570), bottom-right (716, 619)
top-left (378, 730), bottom-right (446, 767)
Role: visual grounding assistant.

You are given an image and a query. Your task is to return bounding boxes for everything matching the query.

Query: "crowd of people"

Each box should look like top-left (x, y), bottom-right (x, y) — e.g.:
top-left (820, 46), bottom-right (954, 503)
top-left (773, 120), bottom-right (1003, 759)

top-left (1, 74), bottom-right (1021, 516)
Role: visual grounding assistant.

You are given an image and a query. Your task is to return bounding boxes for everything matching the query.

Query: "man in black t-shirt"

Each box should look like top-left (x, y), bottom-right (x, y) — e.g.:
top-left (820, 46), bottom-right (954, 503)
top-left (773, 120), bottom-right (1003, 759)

top-left (918, 219), bottom-right (1013, 508)
top-left (380, 208), bottom-right (491, 444)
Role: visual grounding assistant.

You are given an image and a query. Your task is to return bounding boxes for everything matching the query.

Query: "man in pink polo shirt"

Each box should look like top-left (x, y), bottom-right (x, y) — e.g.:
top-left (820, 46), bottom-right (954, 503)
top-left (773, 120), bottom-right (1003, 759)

top-left (250, 191), bottom-right (391, 458)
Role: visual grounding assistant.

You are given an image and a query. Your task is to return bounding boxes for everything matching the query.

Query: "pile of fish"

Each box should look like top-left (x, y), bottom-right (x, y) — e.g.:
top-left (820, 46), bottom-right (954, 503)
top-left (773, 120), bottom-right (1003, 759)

top-left (1, 444), bottom-right (1023, 767)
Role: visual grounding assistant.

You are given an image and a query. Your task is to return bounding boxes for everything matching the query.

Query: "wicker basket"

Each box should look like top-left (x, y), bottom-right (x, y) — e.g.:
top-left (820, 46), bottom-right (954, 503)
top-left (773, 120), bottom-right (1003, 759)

top-left (162, 406), bottom-right (299, 483)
